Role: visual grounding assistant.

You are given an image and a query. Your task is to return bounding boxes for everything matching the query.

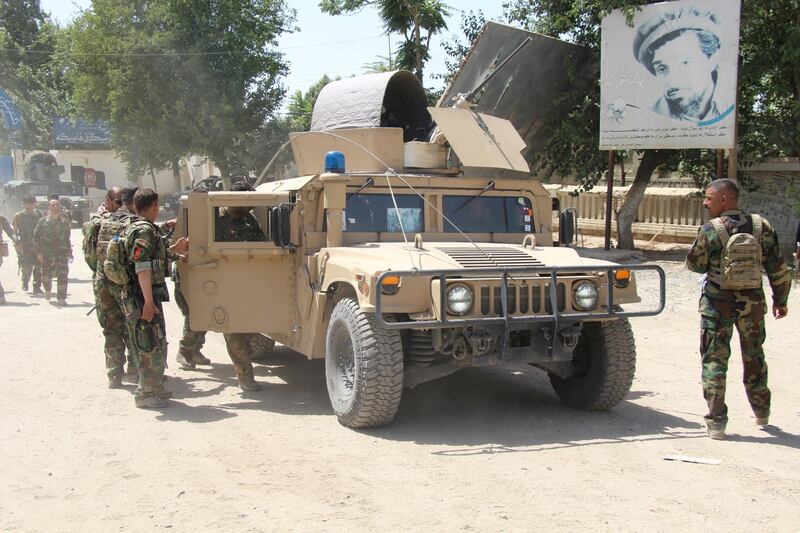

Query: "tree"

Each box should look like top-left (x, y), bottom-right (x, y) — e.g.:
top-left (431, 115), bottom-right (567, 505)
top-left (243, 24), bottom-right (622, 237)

top-left (319, 0), bottom-right (449, 84)
top-left (0, 0), bottom-right (72, 151)
top-left (499, 0), bottom-right (800, 249)
top-left (66, 0), bottom-right (295, 185)
top-left (286, 75), bottom-right (334, 132)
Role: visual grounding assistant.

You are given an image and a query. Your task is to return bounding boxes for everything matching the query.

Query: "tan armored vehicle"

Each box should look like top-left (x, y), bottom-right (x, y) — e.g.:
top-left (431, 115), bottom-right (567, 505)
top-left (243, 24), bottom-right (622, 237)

top-left (176, 69), bottom-right (665, 428)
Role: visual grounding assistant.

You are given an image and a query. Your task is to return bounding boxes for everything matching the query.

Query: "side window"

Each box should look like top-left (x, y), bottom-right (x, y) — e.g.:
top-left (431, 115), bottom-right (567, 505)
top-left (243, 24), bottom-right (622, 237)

top-left (212, 206), bottom-right (270, 243)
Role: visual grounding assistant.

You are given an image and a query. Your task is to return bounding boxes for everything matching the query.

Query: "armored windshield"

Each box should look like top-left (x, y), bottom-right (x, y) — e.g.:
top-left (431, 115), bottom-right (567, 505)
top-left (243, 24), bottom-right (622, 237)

top-left (443, 195), bottom-right (533, 233)
top-left (344, 193), bottom-right (423, 233)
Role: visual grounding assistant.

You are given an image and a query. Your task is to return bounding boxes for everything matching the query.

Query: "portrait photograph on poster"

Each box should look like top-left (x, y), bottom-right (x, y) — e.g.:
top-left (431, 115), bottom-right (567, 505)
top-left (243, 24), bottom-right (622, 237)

top-left (599, 0), bottom-right (741, 150)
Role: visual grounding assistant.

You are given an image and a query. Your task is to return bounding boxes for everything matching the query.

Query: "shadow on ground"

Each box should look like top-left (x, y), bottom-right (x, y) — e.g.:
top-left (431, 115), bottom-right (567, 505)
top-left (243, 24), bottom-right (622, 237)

top-left (155, 345), bottom-right (710, 450)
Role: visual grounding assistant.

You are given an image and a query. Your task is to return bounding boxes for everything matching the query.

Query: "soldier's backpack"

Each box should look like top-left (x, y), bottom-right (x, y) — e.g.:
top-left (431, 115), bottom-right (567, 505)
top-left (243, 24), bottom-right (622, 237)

top-left (81, 214), bottom-right (103, 271)
top-left (99, 213), bottom-right (136, 285)
top-left (709, 214), bottom-right (764, 290)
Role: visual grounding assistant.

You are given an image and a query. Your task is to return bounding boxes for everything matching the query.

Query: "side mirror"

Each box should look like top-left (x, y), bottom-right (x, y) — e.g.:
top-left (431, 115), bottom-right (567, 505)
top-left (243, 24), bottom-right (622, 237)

top-left (559, 207), bottom-right (577, 246)
top-left (271, 203), bottom-right (292, 247)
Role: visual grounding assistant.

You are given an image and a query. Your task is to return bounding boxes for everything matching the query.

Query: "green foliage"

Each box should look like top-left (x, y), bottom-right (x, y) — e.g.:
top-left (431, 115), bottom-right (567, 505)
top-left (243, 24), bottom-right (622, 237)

top-left (319, 0), bottom-right (449, 83)
top-left (0, 0), bottom-right (72, 150)
top-left (363, 55), bottom-right (394, 74)
top-left (66, 0), bottom-right (295, 178)
top-left (498, 0), bottom-right (800, 191)
top-left (286, 75), bottom-right (335, 132)
top-left (436, 9), bottom-right (486, 89)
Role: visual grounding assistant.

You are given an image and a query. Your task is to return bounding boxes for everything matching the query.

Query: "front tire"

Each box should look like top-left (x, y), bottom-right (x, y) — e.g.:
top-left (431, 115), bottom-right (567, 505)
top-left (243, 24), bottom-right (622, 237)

top-left (325, 298), bottom-right (404, 428)
top-left (549, 319), bottom-right (636, 410)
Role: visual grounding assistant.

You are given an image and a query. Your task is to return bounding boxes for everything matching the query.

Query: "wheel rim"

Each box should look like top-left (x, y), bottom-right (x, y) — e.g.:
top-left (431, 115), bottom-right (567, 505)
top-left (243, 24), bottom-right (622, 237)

top-left (331, 324), bottom-right (356, 397)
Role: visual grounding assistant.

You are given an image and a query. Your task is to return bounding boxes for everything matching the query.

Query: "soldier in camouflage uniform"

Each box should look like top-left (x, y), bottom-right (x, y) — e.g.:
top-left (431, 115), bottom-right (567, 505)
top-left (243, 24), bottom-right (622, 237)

top-left (686, 179), bottom-right (791, 439)
top-left (213, 181), bottom-right (266, 391)
top-left (172, 186), bottom-right (211, 370)
top-left (0, 213), bottom-right (19, 304)
top-left (33, 199), bottom-right (72, 306)
top-left (122, 188), bottom-right (173, 408)
top-left (87, 187), bottom-right (139, 387)
top-left (12, 196), bottom-right (43, 294)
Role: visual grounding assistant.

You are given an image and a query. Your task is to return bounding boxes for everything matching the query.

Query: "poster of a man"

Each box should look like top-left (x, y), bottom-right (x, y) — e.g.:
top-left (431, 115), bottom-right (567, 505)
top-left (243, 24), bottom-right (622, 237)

top-left (600, 0), bottom-right (740, 150)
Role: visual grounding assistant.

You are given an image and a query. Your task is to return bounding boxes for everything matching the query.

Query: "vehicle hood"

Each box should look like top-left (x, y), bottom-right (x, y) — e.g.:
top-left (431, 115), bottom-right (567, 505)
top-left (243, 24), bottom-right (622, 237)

top-left (319, 241), bottom-right (618, 282)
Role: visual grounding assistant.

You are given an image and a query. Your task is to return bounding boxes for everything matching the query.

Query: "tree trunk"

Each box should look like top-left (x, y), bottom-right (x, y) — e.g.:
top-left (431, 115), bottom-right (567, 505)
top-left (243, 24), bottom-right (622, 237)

top-left (171, 158), bottom-right (181, 192)
top-left (616, 150), bottom-right (669, 250)
top-left (413, 13), bottom-right (423, 82)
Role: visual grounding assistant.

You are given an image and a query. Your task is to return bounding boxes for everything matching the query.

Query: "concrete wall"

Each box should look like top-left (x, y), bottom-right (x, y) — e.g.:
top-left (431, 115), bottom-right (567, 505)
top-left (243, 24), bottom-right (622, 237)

top-left (739, 158), bottom-right (800, 255)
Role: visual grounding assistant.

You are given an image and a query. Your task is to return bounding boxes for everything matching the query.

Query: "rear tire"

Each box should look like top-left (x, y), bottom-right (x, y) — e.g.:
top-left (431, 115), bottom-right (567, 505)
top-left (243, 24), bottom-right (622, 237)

top-left (325, 298), bottom-right (404, 428)
top-left (549, 319), bottom-right (636, 410)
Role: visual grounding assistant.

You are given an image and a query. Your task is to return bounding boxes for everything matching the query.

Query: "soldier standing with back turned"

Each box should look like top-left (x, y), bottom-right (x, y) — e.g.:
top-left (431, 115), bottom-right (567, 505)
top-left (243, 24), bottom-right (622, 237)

top-left (13, 195), bottom-right (43, 295)
top-left (86, 187), bottom-right (138, 387)
top-left (686, 179), bottom-right (791, 440)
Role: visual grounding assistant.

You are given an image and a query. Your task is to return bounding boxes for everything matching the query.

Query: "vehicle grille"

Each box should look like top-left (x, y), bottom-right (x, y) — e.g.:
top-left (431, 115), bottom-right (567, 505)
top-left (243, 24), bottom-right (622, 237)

top-left (478, 281), bottom-right (566, 316)
top-left (437, 247), bottom-right (544, 269)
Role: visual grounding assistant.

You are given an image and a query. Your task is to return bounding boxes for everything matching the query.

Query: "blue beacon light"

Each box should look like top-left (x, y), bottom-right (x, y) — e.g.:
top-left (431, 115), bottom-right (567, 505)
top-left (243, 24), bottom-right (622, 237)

top-left (324, 151), bottom-right (346, 173)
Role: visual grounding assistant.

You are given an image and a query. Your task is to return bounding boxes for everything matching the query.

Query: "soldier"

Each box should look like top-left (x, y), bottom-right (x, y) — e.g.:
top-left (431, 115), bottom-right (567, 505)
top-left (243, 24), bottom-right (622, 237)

top-left (212, 181), bottom-right (264, 390)
top-left (33, 199), bottom-right (72, 306)
top-left (12, 196), bottom-right (43, 295)
top-left (0, 213), bottom-right (19, 304)
top-left (87, 187), bottom-right (139, 388)
top-left (121, 188), bottom-right (172, 408)
top-left (47, 193), bottom-right (72, 224)
top-left (686, 179), bottom-right (791, 440)
top-left (173, 186), bottom-right (210, 370)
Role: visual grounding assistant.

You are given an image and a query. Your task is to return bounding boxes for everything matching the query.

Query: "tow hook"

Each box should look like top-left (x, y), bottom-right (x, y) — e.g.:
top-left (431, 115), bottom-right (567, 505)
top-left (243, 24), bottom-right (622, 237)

top-left (559, 324), bottom-right (582, 350)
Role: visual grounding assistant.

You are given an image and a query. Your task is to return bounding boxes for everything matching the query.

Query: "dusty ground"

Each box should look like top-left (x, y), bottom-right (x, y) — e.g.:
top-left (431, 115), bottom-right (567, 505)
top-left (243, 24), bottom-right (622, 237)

top-left (1, 230), bottom-right (798, 532)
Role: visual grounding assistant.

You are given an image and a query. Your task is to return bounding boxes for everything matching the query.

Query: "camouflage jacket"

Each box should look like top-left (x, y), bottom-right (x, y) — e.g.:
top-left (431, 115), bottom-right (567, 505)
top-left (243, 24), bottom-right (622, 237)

top-left (33, 215), bottom-right (72, 259)
top-left (214, 209), bottom-right (266, 242)
top-left (686, 209), bottom-right (791, 318)
top-left (12, 210), bottom-right (42, 248)
top-left (125, 218), bottom-right (170, 304)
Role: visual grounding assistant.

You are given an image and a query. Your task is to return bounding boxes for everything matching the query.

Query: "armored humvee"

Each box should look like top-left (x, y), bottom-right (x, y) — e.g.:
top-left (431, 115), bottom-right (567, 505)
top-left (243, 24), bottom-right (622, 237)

top-left (176, 70), bottom-right (665, 428)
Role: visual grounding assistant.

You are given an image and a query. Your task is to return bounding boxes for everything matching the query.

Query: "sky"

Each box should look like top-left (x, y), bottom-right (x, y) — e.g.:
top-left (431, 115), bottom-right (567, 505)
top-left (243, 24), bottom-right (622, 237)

top-left (41, 0), bottom-right (506, 108)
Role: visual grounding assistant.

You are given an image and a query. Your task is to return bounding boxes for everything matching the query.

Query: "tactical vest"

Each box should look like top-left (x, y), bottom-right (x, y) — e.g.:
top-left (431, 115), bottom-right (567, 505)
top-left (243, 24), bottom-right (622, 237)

top-left (82, 213), bottom-right (105, 271)
top-left (708, 214), bottom-right (764, 290)
top-left (99, 212), bottom-right (136, 284)
top-left (15, 211), bottom-right (41, 246)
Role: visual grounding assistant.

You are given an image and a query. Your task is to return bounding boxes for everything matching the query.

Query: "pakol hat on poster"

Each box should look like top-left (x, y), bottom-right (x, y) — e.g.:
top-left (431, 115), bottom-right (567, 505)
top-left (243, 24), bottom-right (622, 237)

top-left (632, 6), bottom-right (721, 74)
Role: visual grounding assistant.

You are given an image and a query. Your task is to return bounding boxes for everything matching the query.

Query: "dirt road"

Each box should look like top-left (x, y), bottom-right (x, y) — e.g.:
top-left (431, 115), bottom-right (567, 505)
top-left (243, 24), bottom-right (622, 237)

top-left (1, 230), bottom-right (798, 532)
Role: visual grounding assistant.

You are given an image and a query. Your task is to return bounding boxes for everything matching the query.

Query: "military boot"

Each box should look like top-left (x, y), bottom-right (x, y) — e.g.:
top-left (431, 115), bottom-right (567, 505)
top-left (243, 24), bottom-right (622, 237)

top-left (22, 281), bottom-right (28, 292)
top-left (755, 411), bottom-right (770, 427)
top-left (176, 351), bottom-right (196, 370)
top-left (135, 395), bottom-right (170, 409)
top-left (32, 286), bottom-right (43, 296)
top-left (237, 372), bottom-right (261, 392)
top-left (57, 298), bottom-right (67, 307)
top-left (191, 351), bottom-right (211, 365)
top-left (108, 375), bottom-right (123, 389)
top-left (706, 420), bottom-right (727, 440)
top-left (44, 289), bottom-right (52, 300)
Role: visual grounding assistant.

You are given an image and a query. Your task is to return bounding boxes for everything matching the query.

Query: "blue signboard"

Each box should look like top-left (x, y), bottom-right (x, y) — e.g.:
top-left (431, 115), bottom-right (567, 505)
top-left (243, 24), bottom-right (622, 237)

top-left (0, 90), bottom-right (23, 131)
top-left (53, 117), bottom-right (112, 147)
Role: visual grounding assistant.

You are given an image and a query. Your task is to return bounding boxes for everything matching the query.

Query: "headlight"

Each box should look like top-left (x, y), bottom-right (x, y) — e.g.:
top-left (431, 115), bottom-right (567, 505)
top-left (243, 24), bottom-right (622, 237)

top-left (446, 283), bottom-right (473, 316)
top-left (572, 281), bottom-right (598, 310)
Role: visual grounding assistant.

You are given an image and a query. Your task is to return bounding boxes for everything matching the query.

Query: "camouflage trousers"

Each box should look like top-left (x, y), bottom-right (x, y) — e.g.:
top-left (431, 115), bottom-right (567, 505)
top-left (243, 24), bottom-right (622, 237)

top-left (174, 280), bottom-right (207, 356)
top-left (19, 248), bottom-right (42, 290)
top-left (95, 280), bottom-right (135, 379)
top-left (41, 256), bottom-right (68, 299)
top-left (700, 313), bottom-right (771, 425)
top-left (125, 302), bottom-right (169, 399)
top-left (223, 333), bottom-right (256, 380)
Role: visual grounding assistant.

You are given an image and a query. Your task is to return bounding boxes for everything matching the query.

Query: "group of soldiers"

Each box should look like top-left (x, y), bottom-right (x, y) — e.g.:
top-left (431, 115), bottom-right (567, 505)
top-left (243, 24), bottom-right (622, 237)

top-left (0, 194), bottom-right (73, 306)
top-left (83, 182), bottom-right (264, 409)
